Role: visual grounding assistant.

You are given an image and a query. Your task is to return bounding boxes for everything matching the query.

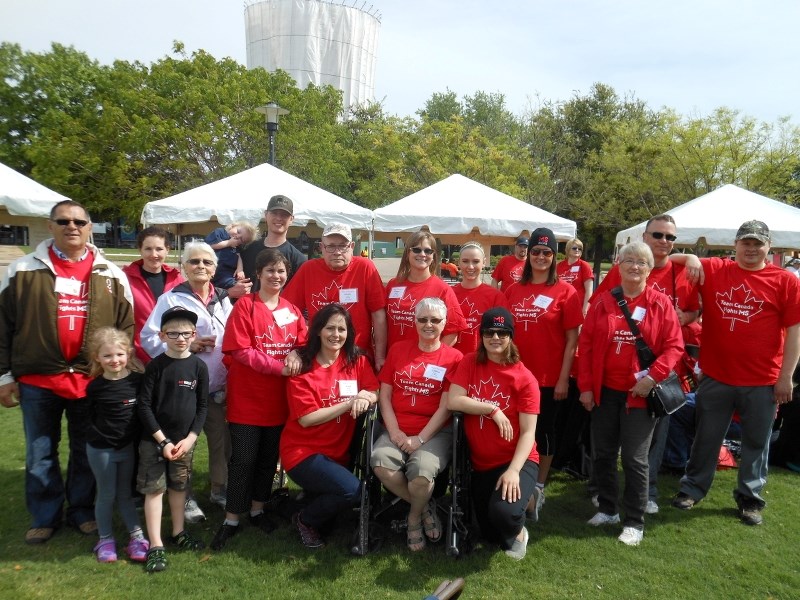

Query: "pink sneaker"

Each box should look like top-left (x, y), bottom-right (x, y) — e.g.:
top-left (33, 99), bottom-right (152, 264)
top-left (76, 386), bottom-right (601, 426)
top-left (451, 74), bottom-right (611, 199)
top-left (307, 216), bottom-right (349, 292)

top-left (93, 538), bottom-right (117, 563)
top-left (126, 537), bottom-right (150, 562)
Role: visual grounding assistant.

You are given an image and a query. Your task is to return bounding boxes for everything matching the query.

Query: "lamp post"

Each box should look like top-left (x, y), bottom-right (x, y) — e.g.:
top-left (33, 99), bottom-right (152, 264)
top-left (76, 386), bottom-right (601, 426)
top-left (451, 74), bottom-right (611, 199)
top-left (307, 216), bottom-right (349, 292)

top-left (256, 102), bottom-right (290, 166)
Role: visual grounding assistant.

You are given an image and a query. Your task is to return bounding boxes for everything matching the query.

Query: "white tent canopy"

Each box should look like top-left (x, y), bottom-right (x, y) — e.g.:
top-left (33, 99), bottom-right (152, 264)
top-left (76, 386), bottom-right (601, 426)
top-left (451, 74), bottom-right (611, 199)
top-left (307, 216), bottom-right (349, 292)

top-left (615, 184), bottom-right (800, 250)
top-left (0, 162), bottom-right (69, 217)
top-left (372, 174), bottom-right (576, 244)
top-left (141, 162), bottom-right (374, 232)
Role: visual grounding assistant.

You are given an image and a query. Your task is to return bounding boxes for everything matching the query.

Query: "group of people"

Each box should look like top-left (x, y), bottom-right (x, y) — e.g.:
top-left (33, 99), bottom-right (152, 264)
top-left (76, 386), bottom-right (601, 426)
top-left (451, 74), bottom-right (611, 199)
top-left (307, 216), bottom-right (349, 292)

top-left (0, 196), bottom-right (797, 574)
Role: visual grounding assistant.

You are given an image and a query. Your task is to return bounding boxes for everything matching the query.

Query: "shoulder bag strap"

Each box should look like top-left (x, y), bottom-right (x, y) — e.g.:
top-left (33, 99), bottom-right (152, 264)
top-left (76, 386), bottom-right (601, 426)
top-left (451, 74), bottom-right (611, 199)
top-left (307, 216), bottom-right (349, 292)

top-left (610, 286), bottom-right (655, 370)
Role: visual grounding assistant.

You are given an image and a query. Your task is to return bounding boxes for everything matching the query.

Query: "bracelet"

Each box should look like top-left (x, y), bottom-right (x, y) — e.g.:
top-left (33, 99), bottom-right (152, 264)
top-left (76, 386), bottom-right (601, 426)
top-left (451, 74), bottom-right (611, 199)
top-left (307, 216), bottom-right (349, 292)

top-left (157, 438), bottom-right (172, 451)
top-left (488, 406), bottom-right (500, 418)
top-left (418, 435), bottom-right (425, 445)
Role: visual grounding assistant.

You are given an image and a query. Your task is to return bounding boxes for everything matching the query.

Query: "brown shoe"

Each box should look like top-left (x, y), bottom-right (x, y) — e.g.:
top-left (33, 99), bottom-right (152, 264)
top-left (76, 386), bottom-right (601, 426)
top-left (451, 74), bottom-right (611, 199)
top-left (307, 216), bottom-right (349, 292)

top-left (25, 527), bottom-right (55, 544)
top-left (77, 520), bottom-right (98, 535)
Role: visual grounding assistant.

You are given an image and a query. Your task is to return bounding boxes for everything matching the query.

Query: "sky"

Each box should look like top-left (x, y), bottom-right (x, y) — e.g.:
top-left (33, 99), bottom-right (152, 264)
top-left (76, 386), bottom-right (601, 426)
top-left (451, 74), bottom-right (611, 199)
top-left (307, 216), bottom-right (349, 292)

top-left (2, 0), bottom-right (798, 124)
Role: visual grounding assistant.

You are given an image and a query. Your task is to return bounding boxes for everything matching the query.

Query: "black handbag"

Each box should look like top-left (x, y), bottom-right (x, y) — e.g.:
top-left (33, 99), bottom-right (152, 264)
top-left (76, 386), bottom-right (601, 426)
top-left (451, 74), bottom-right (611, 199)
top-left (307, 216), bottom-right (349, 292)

top-left (610, 287), bottom-right (687, 418)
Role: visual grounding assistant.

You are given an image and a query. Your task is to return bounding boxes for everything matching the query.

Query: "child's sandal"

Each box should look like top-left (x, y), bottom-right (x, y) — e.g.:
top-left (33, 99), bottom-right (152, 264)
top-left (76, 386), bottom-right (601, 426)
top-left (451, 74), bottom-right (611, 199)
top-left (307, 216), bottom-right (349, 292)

top-left (169, 530), bottom-right (206, 551)
top-left (145, 547), bottom-right (167, 573)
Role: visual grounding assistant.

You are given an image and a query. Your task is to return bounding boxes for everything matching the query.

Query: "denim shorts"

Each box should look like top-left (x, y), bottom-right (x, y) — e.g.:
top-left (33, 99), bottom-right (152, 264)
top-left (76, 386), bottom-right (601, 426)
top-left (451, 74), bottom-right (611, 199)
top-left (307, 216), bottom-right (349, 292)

top-left (136, 440), bottom-right (195, 494)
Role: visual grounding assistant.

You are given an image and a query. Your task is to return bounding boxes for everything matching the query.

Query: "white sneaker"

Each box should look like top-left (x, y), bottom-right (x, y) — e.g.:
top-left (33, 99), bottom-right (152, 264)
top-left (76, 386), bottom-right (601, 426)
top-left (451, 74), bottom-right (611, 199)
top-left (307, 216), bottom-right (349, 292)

top-left (591, 494), bottom-right (599, 508)
top-left (587, 512), bottom-right (620, 526)
top-left (209, 487), bottom-right (227, 509)
top-left (645, 500), bottom-right (659, 515)
top-left (184, 498), bottom-right (206, 523)
top-left (504, 526), bottom-right (529, 560)
top-left (618, 526), bottom-right (643, 546)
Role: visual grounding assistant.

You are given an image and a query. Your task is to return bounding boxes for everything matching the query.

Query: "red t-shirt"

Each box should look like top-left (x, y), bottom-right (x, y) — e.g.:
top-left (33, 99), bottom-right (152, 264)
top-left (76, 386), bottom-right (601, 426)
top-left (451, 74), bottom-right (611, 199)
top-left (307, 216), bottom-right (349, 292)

top-left (492, 255), bottom-right (525, 291)
top-left (557, 259), bottom-right (593, 306)
top-left (282, 257), bottom-right (385, 355)
top-left (280, 354), bottom-right (379, 471)
top-left (378, 341), bottom-right (463, 435)
top-left (222, 294), bottom-right (307, 426)
top-left (504, 280), bottom-right (583, 386)
top-left (698, 258), bottom-right (800, 385)
top-left (594, 261), bottom-right (700, 314)
top-left (452, 283), bottom-right (509, 354)
top-left (449, 355), bottom-right (540, 471)
top-left (20, 249), bottom-right (94, 399)
top-left (384, 277), bottom-right (468, 347)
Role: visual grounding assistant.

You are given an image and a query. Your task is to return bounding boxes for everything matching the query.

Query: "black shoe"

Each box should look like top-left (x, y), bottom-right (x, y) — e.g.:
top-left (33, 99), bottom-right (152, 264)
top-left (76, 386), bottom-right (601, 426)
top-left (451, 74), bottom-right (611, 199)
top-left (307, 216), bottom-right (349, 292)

top-left (169, 529), bottom-right (205, 551)
top-left (210, 522), bottom-right (239, 550)
top-left (737, 499), bottom-right (763, 526)
top-left (249, 512), bottom-right (276, 534)
top-left (672, 492), bottom-right (699, 510)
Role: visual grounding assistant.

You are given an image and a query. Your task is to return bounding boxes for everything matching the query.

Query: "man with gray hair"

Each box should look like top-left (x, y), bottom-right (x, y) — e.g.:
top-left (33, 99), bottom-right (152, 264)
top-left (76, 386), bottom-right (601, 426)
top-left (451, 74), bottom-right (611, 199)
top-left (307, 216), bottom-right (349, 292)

top-left (283, 222), bottom-right (387, 370)
top-left (671, 220), bottom-right (800, 526)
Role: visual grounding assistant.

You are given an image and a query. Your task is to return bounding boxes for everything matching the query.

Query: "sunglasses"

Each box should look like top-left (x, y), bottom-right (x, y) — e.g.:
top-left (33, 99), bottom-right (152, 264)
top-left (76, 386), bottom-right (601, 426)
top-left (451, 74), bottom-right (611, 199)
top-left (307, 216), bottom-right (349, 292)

top-left (410, 247), bottom-right (435, 255)
top-left (186, 258), bottom-right (215, 266)
top-left (482, 330), bottom-right (511, 339)
top-left (571, 246), bottom-right (582, 251)
top-left (416, 317), bottom-right (444, 324)
top-left (164, 331), bottom-right (195, 339)
top-left (529, 248), bottom-right (554, 257)
top-left (52, 218), bottom-right (90, 228)
top-left (648, 231), bottom-right (677, 242)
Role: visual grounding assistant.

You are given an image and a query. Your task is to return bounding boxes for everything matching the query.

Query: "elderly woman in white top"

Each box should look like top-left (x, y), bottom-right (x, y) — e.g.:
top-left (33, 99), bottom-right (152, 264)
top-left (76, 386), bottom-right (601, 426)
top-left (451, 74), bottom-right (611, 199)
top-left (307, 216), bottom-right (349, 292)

top-left (141, 241), bottom-right (233, 509)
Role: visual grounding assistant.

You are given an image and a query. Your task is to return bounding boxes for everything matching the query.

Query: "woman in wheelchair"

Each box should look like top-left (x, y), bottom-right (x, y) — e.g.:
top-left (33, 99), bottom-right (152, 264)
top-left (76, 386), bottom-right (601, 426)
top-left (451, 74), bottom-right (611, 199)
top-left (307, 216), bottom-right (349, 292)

top-left (279, 304), bottom-right (379, 549)
top-left (371, 297), bottom-right (463, 551)
top-left (447, 307), bottom-right (540, 560)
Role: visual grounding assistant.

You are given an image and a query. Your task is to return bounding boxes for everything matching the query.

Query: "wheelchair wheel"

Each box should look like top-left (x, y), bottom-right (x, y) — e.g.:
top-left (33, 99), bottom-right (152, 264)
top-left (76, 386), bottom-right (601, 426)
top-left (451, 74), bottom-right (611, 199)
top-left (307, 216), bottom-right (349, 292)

top-left (350, 520), bottom-right (386, 556)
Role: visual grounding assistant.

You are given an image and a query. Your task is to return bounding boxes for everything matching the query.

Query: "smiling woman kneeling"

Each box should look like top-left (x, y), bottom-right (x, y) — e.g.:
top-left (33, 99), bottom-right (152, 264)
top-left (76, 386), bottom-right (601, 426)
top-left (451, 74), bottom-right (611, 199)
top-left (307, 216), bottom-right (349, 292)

top-left (279, 304), bottom-right (379, 549)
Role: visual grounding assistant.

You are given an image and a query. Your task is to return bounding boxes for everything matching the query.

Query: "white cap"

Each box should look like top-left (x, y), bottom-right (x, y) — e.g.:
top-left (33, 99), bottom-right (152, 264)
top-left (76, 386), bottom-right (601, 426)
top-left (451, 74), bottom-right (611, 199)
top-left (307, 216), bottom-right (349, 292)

top-left (322, 223), bottom-right (352, 242)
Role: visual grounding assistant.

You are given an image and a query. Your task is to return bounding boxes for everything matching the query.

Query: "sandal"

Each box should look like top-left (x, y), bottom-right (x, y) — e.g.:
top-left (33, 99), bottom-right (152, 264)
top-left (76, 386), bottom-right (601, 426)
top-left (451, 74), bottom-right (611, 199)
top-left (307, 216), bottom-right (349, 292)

top-left (422, 500), bottom-right (442, 543)
top-left (169, 530), bottom-right (206, 551)
top-left (145, 547), bottom-right (167, 573)
top-left (406, 519), bottom-right (426, 552)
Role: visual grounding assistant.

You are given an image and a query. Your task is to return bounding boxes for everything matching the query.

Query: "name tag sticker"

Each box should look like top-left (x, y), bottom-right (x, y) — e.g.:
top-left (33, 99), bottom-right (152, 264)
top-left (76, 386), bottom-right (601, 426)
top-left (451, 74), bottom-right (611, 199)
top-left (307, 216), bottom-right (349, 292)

top-left (388, 286), bottom-right (406, 299)
top-left (533, 295), bottom-right (553, 309)
top-left (423, 364), bottom-right (446, 381)
top-left (55, 277), bottom-right (81, 296)
top-left (632, 306), bottom-right (647, 321)
top-left (338, 380), bottom-right (358, 396)
top-left (273, 308), bottom-right (297, 327)
top-left (339, 288), bottom-right (358, 303)
top-left (570, 265), bottom-right (580, 272)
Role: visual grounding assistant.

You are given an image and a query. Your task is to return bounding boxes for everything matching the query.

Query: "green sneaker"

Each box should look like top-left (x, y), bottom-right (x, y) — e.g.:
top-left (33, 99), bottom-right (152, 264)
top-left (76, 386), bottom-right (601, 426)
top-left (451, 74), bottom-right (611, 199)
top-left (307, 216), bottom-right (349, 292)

top-left (145, 547), bottom-right (167, 573)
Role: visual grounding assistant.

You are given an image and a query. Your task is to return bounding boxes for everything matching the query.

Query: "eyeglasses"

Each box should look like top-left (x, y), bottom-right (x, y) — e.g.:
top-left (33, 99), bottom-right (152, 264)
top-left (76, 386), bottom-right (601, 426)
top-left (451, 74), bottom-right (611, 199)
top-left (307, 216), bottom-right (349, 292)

top-left (482, 330), bottom-right (511, 339)
top-left (164, 331), bottom-right (194, 339)
top-left (51, 218), bottom-right (90, 228)
top-left (621, 259), bottom-right (649, 268)
top-left (186, 258), bottom-right (215, 266)
top-left (647, 231), bottom-right (677, 242)
top-left (416, 317), bottom-right (444, 324)
top-left (410, 247), bottom-right (435, 256)
top-left (321, 243), bottom-right (351, 254)
top-left (571, 246), bottom-right (583, 251)
top-left (529, 249), bottom-right (554, 257)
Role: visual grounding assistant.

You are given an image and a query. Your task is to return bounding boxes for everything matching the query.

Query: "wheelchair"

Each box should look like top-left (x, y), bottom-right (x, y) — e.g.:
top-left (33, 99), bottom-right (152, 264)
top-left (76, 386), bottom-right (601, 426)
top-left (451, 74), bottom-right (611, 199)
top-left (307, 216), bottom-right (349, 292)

top-left (350, 408), bottom-right (476, 557)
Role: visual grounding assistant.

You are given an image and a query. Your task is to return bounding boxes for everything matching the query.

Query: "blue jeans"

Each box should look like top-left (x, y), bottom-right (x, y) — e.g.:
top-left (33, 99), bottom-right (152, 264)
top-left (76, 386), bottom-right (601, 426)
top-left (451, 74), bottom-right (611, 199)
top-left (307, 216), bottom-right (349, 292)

top-left (288, 454), bottom-right (361, 530)
top-left (86, 443), bottom-right (141, 538)
top-left (19, 383), bottom-right (96, 528)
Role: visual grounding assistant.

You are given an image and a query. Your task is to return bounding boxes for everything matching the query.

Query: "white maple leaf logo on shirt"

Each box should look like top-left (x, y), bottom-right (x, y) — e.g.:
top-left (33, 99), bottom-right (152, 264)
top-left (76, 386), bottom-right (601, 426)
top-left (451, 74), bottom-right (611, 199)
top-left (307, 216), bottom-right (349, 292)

top-left (468, 377), bottom-right (511, 429)
top-left (257, 323), bottom-right (297, 346)
top-left (395, 362), bottom-right (430, 407)
top-left (716, 285), bottom-right (764, 331)
top-left (460, 297), bottom-right (480, 333)
top-left (511, 294), bottom-right (547, 331)
top-left (388, 292), bottom-right (418, 334)
top-left (311, 281), bottom-right (354, 311)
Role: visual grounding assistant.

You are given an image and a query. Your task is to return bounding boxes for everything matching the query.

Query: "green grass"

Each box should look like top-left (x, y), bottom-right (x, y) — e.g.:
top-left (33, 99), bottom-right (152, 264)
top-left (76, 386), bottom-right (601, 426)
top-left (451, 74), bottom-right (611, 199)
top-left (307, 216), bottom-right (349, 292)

top-left (1, 409), bottom-right (798, 599)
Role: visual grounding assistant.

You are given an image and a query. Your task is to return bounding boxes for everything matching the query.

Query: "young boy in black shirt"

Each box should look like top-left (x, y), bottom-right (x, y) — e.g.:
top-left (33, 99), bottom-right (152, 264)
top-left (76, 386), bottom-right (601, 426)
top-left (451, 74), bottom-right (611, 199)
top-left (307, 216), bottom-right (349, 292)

top-left (137, 306), bottom-right (208, 573)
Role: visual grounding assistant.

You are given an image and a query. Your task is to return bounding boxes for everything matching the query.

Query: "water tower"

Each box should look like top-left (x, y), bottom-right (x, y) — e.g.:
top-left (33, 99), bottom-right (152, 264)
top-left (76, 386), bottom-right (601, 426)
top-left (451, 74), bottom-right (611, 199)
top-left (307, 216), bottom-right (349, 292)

top-left (245, 0), bottom-right (381, 110)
